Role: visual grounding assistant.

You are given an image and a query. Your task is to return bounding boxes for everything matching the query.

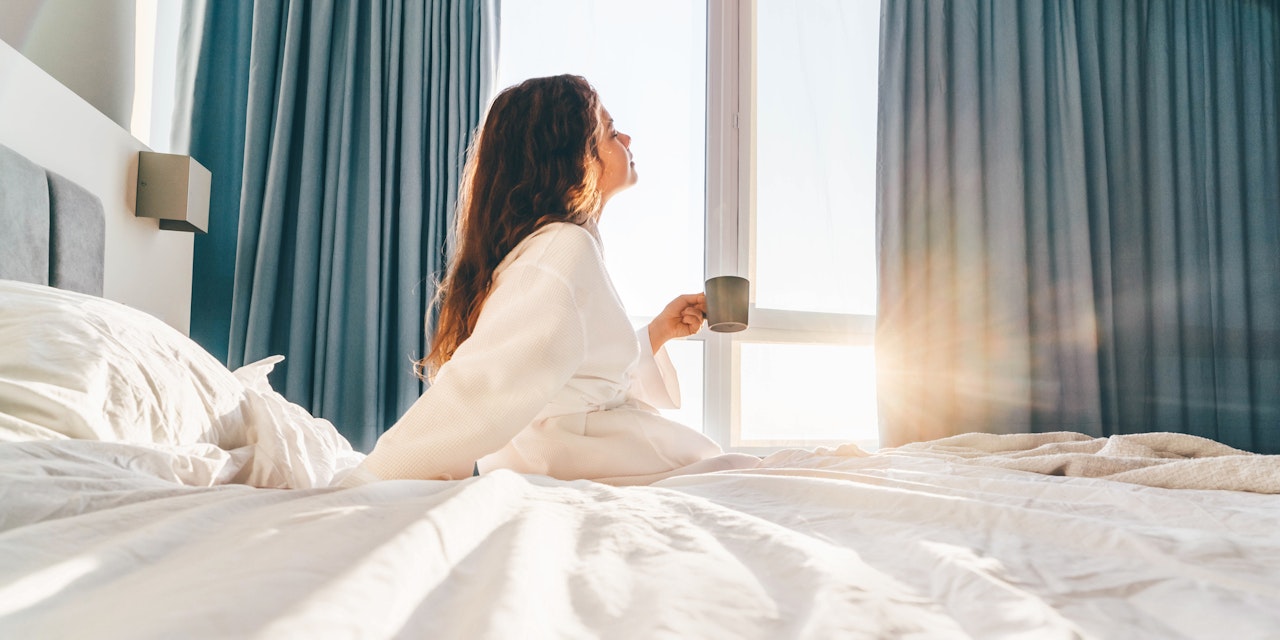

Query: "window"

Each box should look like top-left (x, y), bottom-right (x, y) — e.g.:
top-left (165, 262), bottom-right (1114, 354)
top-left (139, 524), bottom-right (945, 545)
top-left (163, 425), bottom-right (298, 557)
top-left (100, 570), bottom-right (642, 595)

top-left (130, 0), bottom-right (183, 152)
top-left (497, 0), bottom-right (709, 431)
top-left (498, 0), bottom-right (881, 452)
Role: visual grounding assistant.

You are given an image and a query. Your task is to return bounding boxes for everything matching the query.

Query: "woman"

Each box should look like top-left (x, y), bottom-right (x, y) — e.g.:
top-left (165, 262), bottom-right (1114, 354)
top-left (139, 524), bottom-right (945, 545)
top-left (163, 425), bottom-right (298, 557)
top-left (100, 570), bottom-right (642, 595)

top-left (342, 75), bottom-right (757, 486)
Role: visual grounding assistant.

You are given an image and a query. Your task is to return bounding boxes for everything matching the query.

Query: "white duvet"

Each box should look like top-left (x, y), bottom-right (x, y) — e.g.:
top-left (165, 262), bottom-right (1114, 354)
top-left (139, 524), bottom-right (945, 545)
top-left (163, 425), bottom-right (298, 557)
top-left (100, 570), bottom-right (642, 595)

top-left (2, 431), bottom-right (1279, 639)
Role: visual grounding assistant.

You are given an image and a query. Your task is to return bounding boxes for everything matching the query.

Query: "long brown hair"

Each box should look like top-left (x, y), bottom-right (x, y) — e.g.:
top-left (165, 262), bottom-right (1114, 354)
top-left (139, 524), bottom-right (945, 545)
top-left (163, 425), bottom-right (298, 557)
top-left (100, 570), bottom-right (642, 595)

top-left (418, 75), bottom-right (606, 379)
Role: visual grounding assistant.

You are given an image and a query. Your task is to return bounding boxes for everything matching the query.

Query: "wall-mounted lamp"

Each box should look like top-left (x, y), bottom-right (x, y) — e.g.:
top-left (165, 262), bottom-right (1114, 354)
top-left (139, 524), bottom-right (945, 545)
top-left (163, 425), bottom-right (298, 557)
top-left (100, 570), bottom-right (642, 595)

top-left (136, 151), bottom-right (210, 233)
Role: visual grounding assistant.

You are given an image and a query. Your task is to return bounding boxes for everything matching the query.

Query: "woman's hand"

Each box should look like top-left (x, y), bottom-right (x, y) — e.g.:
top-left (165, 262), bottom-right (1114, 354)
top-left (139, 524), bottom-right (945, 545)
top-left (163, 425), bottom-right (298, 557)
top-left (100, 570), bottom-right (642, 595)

top-left (647, 293), bottom-right (706, 354)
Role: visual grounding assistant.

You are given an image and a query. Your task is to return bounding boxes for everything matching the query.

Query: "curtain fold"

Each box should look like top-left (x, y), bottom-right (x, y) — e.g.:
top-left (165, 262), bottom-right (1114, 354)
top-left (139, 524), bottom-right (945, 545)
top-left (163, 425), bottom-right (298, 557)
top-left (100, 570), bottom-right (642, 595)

top-left (176, 0), bottom-right (253, 366)
top-left (877, 0), bottom-right (1280, 453)
top-left (180, 0), bottom-right (497, 450)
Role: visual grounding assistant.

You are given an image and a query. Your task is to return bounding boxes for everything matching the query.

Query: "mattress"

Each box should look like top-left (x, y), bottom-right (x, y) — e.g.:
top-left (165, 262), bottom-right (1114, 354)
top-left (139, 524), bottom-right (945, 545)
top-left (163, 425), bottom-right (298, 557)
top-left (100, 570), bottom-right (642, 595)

top-left (2, 430), bottom-right (1279, 639)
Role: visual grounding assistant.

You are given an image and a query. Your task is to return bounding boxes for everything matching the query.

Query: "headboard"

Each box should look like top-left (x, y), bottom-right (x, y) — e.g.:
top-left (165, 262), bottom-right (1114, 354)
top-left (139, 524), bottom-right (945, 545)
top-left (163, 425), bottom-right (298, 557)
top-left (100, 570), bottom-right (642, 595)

top-left (0, 38), bottom-right (193, 332)
top-left (0, 143), bottom-right (105, 295)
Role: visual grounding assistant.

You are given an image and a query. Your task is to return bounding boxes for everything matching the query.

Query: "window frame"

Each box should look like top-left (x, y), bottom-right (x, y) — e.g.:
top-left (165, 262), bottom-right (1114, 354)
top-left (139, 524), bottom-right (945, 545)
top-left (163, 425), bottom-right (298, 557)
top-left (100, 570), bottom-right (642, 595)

top-left (553, 0), bottom-right (880, 454)
top-left (702, 0), bottom-right (878, 455)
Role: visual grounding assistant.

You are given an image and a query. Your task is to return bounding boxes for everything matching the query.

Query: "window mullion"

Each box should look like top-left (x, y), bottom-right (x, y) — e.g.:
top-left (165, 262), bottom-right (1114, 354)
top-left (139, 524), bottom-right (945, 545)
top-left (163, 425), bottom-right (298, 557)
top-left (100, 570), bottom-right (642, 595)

top-left (704, 0), bottom-right (745, 449)
top-left (706, 0), bottom-right (742, 282)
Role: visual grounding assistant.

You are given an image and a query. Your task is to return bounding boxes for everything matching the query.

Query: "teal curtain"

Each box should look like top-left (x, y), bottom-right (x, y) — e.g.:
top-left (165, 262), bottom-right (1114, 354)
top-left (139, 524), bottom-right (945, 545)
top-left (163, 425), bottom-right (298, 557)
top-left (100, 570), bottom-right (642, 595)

top-left (180, 0), bottom-right (497, 450)
top-left (178, 0), bottom-right (253, 368)
top-left (876, 0), bottom-right (1280, 453)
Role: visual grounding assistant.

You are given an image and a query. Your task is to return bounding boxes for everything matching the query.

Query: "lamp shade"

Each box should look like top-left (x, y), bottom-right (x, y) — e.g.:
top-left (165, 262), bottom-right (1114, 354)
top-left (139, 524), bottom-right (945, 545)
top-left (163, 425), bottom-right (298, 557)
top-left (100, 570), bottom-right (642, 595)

top-left (136, 151), bottom-right (210, 233)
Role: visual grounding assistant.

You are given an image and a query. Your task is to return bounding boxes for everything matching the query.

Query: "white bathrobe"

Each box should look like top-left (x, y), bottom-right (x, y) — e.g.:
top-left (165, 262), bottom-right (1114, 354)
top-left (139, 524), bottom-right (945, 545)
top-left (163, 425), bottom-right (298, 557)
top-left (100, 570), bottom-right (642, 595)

top-left (353, 222), bottom-right (723, 483)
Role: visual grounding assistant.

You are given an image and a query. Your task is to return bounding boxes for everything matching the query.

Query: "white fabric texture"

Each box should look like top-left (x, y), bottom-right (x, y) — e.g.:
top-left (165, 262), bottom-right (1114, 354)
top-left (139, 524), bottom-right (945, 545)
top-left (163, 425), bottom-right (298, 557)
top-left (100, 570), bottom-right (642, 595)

top-left (880, 430), bottom-right (1280, 493)
top-left (229, 355), bottom-right (363, 489)
top-left (357, 222), bottom-right (721, 483)
top-left (2, 436), bottom-right (1278, 639)
top-left (0, 279), bottom-right (253, 447)
top-left (0, 280), bottom-right (361, 489)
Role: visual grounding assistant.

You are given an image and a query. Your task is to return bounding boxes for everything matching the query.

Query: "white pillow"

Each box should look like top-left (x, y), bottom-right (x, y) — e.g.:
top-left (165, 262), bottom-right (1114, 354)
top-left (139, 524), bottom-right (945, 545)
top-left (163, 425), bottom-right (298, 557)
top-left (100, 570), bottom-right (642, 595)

top-left (0, 280), bottom-right (252, 447)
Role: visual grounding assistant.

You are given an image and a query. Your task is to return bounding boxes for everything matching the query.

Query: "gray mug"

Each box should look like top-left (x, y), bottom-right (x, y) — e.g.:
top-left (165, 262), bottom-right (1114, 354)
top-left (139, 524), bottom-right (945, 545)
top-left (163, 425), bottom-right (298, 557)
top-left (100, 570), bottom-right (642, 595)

top-left (705, 276), bottom-right (749, 333)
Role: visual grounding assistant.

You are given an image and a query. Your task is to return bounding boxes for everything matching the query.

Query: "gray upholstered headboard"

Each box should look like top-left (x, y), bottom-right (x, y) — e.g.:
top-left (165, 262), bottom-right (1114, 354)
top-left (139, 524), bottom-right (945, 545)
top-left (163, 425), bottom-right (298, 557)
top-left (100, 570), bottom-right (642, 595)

top-left (0, 143), bottom-right (105, 295)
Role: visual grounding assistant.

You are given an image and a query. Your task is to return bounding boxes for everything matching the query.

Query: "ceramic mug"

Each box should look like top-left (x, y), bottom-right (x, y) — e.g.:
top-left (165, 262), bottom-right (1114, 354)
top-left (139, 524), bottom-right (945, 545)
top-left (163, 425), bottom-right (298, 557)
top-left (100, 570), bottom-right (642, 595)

top-left (705, 276), bottom-right (749, 333)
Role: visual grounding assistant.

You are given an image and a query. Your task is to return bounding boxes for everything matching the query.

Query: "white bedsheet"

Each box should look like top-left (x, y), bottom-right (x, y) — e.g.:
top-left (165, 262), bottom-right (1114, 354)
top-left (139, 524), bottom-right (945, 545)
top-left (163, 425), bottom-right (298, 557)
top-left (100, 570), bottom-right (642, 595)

top-left (2, 437), bottom-right (1278, 639)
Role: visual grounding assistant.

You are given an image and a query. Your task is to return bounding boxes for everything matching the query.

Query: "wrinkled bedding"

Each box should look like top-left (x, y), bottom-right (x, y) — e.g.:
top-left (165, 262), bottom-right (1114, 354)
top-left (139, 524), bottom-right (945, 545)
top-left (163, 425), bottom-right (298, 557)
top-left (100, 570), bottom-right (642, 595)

top-left (881, 431), bottom-right (1280, 493)
top-left (2, 431), bottom-right (1278, 639)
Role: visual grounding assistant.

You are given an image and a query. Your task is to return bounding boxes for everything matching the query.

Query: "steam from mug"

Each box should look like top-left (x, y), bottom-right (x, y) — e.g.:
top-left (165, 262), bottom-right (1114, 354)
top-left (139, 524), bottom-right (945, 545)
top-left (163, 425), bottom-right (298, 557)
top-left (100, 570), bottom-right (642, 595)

top-left (705, 276), bottom-right (749, 333)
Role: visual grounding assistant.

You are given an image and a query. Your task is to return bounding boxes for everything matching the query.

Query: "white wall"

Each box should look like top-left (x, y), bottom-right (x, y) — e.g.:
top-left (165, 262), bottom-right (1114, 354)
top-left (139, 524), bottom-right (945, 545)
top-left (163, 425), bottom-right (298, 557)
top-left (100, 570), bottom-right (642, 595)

top-left (0, 39), bottom-right (193, 333)
top-left (0, 0), bottom-right (137, 129)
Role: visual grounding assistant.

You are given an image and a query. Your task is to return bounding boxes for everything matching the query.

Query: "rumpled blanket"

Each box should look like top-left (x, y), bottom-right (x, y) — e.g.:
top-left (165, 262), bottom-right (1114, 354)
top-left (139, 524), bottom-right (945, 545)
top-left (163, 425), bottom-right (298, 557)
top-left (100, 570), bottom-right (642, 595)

top-left (882, 431), bottom-right (1280, 494)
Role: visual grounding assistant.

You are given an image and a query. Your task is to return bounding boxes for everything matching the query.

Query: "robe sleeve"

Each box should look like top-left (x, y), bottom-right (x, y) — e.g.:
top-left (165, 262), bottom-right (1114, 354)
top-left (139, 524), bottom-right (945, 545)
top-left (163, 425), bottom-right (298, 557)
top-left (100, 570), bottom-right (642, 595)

top-left (627, 326), bottom-right (682, 410)
top-left (352, 262), bottom-right (587, 482)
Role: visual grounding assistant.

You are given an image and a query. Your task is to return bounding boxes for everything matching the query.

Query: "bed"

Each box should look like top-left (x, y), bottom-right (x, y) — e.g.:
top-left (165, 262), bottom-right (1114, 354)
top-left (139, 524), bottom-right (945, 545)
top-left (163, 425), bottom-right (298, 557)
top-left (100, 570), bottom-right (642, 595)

top-left (3, 107), bottom-right (1280, 640)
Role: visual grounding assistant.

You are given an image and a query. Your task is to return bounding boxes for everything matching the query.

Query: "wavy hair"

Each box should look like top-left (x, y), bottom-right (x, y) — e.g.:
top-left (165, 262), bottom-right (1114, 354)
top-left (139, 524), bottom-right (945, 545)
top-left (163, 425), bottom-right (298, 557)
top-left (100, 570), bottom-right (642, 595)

top-left (418, 75), bottom-right (606, 379)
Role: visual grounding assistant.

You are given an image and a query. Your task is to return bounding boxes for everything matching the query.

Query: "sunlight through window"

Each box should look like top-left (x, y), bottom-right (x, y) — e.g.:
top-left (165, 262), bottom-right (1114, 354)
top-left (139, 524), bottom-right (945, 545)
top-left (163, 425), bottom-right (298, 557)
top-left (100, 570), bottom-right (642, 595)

top-left (498, 0), bottom-right (881, 450)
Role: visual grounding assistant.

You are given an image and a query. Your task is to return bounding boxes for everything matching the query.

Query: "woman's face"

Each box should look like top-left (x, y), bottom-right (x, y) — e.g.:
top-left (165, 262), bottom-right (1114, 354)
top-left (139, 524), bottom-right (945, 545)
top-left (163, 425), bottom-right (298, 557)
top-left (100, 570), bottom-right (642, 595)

top-left (596, 107), bottom-right (637, 204)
